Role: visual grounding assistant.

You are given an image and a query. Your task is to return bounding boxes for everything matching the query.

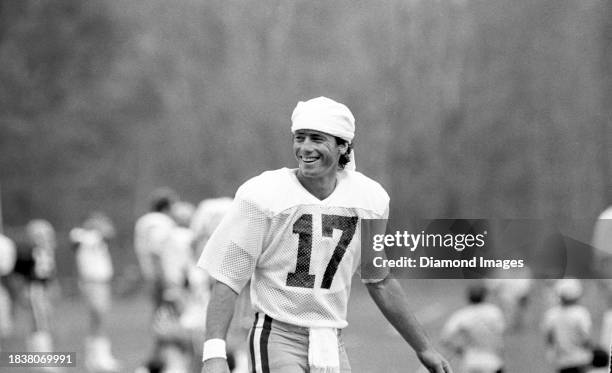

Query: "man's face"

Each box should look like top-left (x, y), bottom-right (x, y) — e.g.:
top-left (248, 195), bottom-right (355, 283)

top-left (293, 129), bottom-right (346, 180)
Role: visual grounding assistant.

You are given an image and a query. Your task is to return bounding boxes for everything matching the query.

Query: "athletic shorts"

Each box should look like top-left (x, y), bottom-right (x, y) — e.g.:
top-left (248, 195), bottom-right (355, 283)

top-left (79, 281), bottom-right (111, 312)
top-left (248, 313), bottom-right (351, 373)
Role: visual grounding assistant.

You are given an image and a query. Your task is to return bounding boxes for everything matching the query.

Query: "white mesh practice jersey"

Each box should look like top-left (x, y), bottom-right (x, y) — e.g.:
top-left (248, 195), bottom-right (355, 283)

top-left (134, 212), bottom-right (175, 280)
top-left (198, 167), bottom-right (389, 328)
top-left (70, 228), bottom-right (114, 282)
top-left (134, 212), bottom-right (175, 256)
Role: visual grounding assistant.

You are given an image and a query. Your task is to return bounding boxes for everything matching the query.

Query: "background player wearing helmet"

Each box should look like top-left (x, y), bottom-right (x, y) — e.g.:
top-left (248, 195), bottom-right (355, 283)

top-left (542, 279), bottom-right (592, 373)
top-left (199, 97), bottom-right (452, 373)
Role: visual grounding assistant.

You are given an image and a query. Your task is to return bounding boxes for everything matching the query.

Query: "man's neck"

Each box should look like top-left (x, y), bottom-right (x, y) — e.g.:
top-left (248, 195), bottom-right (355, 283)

top-left (296, 172), bottom-right (337, 200)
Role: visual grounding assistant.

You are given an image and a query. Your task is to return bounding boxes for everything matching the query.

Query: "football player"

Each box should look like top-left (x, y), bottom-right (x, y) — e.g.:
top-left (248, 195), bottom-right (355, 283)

top-left (12, 220), bottom-right (57, 354)
top-left (441, 283), bottom-right (505, 373)
top-left (154, 200), bottom-right (197, 373)
top-left (134, 188), bottom-right (178, 310)
top-left (485, 266), bottom-right (532, 331)
top-left (0, 233), bottom-right (16, 350)
top-left (542, 279), bottom-right (592, 373)
top-left (69, 212), bottom-right (121, 372)
top-left (198, 97), bottom-right (452, 373)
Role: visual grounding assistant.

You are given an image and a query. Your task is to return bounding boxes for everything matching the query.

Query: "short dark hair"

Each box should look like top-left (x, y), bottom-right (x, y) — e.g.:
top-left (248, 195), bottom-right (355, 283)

top-left (335, 137), bottom-right (353, 170)
top-left (150, 188), bottom-right (178, 212)
top-left (467, 283), bottom-right (487, 304)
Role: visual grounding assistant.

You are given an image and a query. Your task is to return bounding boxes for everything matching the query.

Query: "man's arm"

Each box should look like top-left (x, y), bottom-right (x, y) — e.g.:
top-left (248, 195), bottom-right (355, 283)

top-left (201, 280), bottom-right (239, 373)
top-left (365, 277), bottom-right (452, 373)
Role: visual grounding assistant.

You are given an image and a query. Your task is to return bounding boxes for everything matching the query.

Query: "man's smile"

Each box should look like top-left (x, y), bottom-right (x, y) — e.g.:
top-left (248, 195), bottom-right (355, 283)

top-left (299, 155), bottom-right (320, 164)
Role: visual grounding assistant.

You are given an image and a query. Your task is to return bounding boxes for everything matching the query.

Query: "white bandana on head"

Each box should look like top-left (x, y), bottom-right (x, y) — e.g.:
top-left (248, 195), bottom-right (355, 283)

top-left (291, 96), bottom-right (356, 170)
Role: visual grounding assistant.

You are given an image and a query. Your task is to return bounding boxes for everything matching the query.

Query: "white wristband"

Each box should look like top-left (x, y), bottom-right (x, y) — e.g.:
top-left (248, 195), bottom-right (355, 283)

top-left (203, 339), bottom-right (227, 361)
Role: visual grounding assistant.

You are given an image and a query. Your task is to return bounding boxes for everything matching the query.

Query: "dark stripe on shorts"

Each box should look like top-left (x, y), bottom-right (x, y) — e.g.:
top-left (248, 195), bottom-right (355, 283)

top-left (260, 314), bottom-right (273, 373)
top-left (249, 313), bottom-right (258, 373)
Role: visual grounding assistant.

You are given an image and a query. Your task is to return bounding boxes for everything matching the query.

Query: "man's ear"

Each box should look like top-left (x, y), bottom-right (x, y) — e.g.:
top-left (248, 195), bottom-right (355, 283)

top-left (338, 142), bottom-right (348, 155)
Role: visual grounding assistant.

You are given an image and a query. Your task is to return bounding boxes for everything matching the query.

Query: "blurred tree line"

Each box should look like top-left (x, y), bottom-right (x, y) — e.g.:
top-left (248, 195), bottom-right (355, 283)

top-left (0, 0), bottom-right (610, 275)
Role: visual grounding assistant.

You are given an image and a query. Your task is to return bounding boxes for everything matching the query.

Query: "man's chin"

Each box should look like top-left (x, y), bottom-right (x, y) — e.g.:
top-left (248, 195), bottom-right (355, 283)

top-left (298, 169), bottom-right (316, 178)
top-left (297, 167), bottom-right (320, 179)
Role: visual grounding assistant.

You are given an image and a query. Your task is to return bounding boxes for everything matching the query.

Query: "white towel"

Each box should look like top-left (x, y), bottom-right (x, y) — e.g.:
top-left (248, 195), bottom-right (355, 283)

top-left (308, 327), bottom-right (340, 373)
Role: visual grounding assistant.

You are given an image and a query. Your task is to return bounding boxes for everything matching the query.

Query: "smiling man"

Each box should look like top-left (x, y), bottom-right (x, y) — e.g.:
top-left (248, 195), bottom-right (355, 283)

top-left (198, 97), bottom-right (452, 373)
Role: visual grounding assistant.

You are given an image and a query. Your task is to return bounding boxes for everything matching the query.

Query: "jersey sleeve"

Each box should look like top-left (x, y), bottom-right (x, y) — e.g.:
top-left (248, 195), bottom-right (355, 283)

top-left (197, 196), bottom-right (269, 294)
top-left (360, 206), bottom-right (390, 284)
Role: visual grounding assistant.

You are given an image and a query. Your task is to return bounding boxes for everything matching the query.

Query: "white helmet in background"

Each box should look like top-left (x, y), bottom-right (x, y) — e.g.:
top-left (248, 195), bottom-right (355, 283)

top-left (554, 278), bottom-right (583, 301)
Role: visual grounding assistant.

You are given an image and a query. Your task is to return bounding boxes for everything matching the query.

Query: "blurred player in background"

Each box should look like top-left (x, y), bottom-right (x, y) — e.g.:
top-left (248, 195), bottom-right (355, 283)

top-left (153, 200), bottom-right (196, 373)
top-left (441, 282), bottom-right (505, 373)
top-left (199, 97), bottom-right (451, 373)
top-left (0, 232), bottom-right (17, 351)
top-left (12, 219), bottom-right (58, 354)
top-left (189, 197), bottom-right (249, 373)
top-left (542, 279), bottom-right (593, 373)
top-left (69, 212), bottom-right (121, 373)
top-left (187, 197), bottom-right (235, 332)
top-left (134, 188), bottom-right (178, 310)
top-left (485, 266), bottom-right (532, 331)
top-left (136, 200), bottom-right (202, 373)
top-left (160, 201), bottom-right (195, 307)
top-left (191, 197), bottom-right (234, 260)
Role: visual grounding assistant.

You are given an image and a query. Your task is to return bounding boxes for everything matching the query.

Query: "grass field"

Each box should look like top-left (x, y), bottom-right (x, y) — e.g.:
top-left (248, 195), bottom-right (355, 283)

top-left (2, 278), bottom-right (608, 373)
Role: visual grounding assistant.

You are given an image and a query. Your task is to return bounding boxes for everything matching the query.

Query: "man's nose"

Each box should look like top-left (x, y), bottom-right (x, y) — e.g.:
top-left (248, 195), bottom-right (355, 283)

top-left (300, 137), bottom-right (315, 150)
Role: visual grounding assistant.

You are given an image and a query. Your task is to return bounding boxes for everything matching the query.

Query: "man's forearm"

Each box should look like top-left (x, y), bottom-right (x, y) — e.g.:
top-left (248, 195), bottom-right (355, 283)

top-left (205, 280), bottom-right (239, 340)
top-left (366, 277), bottom-right (432, 352)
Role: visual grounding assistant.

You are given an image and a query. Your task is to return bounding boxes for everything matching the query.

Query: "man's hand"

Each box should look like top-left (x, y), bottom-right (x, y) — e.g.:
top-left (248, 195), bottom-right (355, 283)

top-left (417, 348), bottom-right (453, 373)
top-left (201, 358), bottom-right (230, 373)
top-left (366, 278), bottom-right (453, 373)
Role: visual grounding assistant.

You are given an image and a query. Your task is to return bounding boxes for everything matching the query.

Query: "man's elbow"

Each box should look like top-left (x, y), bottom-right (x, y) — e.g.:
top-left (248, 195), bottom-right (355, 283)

top-left (365, 277), bottom-right (391, 292)
top-left (211, 278), bottom-right (240, 296)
